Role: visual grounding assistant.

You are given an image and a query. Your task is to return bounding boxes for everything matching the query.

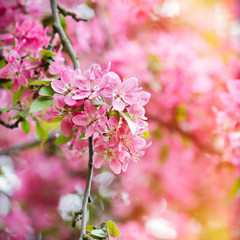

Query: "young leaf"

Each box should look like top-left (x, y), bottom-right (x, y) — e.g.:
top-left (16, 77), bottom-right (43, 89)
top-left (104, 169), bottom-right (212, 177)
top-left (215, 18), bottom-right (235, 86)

top-left (0, 108), bottom-right (16, 114)
top-left (120, 112), bottom-right (137, 135)
top-left (29, 96), bottom-right (53, 113)
top-left (13, 87), bottom-right (26, 105)
top-left (107, 221), bottom-right (121, 237)
top-left (90, 229), bottom-right (108, 238)
top-left (91, 99), bottom-right (105, 106)
top-left (29, 80), bottom-right (52, 85)
top-left (36, 121), bottom-right (48, 140)
top-left (86, 225), bottom-right (94, 232)
top-left (21, 119), bottom-right (31, 134)
top-left (27, 57), bottom-right (41, 61)
top-left (0, 58), bottom-right (7, 69)
top-left (78, 132), bottom-right (85, 141)
top-left (39, 86), bottom-right (55, 96)
top-left (40, 49), bottom-right (56, 58)
top-left (55, 130), bottom-right (74, 145)
top-left (229, 178), bottom-right (240, 199)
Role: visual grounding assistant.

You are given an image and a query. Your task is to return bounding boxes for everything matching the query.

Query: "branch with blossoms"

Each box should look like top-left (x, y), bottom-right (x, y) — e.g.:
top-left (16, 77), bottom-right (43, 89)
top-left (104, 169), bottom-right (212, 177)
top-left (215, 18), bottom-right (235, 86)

top-left (0, 0), bottom-right (151, 239)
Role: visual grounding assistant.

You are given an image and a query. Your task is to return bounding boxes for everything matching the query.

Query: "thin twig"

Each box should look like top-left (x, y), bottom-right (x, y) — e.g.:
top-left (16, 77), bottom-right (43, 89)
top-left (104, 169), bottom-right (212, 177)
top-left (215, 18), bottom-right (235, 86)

top-left (79, 136), bottom-right (94, 240)
top-left (49, 1), bottom-right (93, 239)
top-left (0, 117), bottom-right (23, 129)
top-left (57, 4), bottom-right (88, 22)
top-left (47, 29), bottom-right (56, 51)
top-left (50, 0), bottom-right (80, 70)
top-left (0, 135), bottom-right (56, 155)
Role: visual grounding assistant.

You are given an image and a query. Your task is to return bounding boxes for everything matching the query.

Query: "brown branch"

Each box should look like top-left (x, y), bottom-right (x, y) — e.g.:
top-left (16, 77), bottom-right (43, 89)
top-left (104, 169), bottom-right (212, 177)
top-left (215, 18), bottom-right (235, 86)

top-left (79, 136), bottom-right (94, 239)
top-left (0, 117), bottom-right (23, 129)
top-left (50, 1), bottom-right (93, 239)
top-left (57, 4), bottom-right (88, 22)
top-left (50, 0), bottom-right (80, 70)
top-left (0, 135), bottom-right (56, 155)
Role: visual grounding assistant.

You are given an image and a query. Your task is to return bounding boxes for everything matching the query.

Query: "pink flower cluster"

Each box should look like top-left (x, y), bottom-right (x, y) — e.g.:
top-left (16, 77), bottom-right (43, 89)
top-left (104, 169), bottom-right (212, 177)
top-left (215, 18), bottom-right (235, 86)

top-left (43, 64), bottom-right (151, 174)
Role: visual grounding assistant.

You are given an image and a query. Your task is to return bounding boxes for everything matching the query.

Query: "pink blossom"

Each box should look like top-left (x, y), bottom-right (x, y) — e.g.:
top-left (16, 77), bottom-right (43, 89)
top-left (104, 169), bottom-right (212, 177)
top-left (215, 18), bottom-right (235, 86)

top-left (42, 94), bottom-right (79, 137)
top-left (94, 140), bottom-right (130, 174)
top-left (101, 72), bottom-right (139, 111)
top-left (0, 39), bottom-right (28, 92)
top-left (72, 100), bottom-right (107, 137)
top-left (51, 67), bottom-right (82, 106)
top-left (73, 64), bottom-right (110, 100)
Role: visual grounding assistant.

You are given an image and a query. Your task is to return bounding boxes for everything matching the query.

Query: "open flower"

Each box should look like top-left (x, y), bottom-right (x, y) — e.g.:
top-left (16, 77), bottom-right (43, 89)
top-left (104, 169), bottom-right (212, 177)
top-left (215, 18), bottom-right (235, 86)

top-left (72, 100), bottom-right (107, 137)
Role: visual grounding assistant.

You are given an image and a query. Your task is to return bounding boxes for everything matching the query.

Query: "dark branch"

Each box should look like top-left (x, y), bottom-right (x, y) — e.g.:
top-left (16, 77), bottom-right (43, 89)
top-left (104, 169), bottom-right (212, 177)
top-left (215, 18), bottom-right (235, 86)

top-left (0, 117), bottom-right (23, 129)
top-left (50, 0), bottom-right (80, 70)
top-left (47, 29), bottom-right (56, 51)
top-left (0, 135), bottom-right (56, 155)
top-left (80, 136), bottom-right (94, 239)
top-left (57, 4), bottom-right (88, 22)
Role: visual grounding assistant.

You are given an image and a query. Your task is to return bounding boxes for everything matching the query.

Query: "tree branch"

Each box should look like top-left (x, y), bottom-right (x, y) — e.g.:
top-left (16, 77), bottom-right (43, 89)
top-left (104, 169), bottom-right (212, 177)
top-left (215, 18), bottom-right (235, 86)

top-left (50, 0), bottom-right (80, 70)
top-left (0, 117), bottom-right (23, 129)
top-left (47, 29), bottom-right (56, 51)
top-left (80, 136), bottom-right (94, 239)
top-left (0, 135), bottom-right (55, 155)
top-left (57, 4), bottom-right (88, 22)
top-left (49, 1), bottom-right (93, 239)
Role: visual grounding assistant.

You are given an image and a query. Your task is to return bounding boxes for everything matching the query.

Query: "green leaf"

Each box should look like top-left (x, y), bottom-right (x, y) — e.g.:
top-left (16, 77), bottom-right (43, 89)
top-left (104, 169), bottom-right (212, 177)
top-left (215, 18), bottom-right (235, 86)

top-left (120, 112), bottom-right (137, 135)
top-left (27, 57), bottom-right (41, 61)
top-left (91, 99), bottom-right (105, 106)
top-left (29, 96), bottom-right (53, 113)
top-left (141, 130), bottom-right (150, 139)
top-left (21, 119), bottom-right (31, 134)
top-left (13, 87), bottom-right (26, 105)
top-left (0, 108), bottom-right (16, 114)
top-left (78, 132), bottom-right (85, 141)
top-left (0, 58), bottom-right (7, 69)
top-left (90, 229), bottom-right (108, 238)
top-left (17, 109), bottom-right (29, 118)
top-left (229, 178), bottom-right (240, 199)
top-left (55, 130), bottom-right (74, 145)
top-left (36, 121), bottom-right (48, 140)
top-left (40, 49), bottom-right (56, 58)
top-left (86, 225), bottom-right (94, 232)
top-left (0, 168), bottom-right (3, 176)
top-left (39, 86), bottom-right (55, 96)
top-left (29, 79), bottom-right (52, 85)
top-left (107, 221), bottom-right (121, 237)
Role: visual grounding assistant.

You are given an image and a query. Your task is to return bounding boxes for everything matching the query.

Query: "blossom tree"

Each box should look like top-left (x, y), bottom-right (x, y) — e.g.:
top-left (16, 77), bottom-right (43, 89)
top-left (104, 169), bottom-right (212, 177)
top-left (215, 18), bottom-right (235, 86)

top-left (0, 0), bottom-right (240, 240)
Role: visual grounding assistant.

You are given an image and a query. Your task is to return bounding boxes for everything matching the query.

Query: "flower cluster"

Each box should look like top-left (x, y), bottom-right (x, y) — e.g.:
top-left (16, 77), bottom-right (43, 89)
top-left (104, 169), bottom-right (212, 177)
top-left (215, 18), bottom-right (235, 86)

top-left (43, 64), bottom-right (150, 174)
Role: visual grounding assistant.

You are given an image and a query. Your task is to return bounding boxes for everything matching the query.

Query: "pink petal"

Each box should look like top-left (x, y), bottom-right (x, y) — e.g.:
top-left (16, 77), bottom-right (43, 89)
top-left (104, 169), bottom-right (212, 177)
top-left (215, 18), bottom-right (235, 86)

top-left (42, 109), bottom-right (59, 122)
top-left (98, 104), bottom-right (107, 117)
top-left (108, 116), bottom-right (118, 128)
top-left (51, 80), bottom-right (65, 94)
top-left (61, 118), bottom-right (73, 137)
top-left (84, 100), bottom-right (96, 116)
top-left (123, 77), bottom-right (138, 92)
top-left (64, 94), bottom-right (76, 106)
top-left (53, 94), bottom-right (65, 109)
top-left (94, 155), bottom-right (106, 168)
top-left (109, 159), bottom-right (121, 174)
top-left (122, 158), bottom-right (130, 172)
top-left (61, 67), bottom-right (74, 84)
top-left (72, 114), bottom-right (90, 126)
top-left (72, 91), bottom-right (90, 100)
top-left (85, 124), bottom-right (96, 137)
top-left (112, 98), bottom-right (125, 112)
